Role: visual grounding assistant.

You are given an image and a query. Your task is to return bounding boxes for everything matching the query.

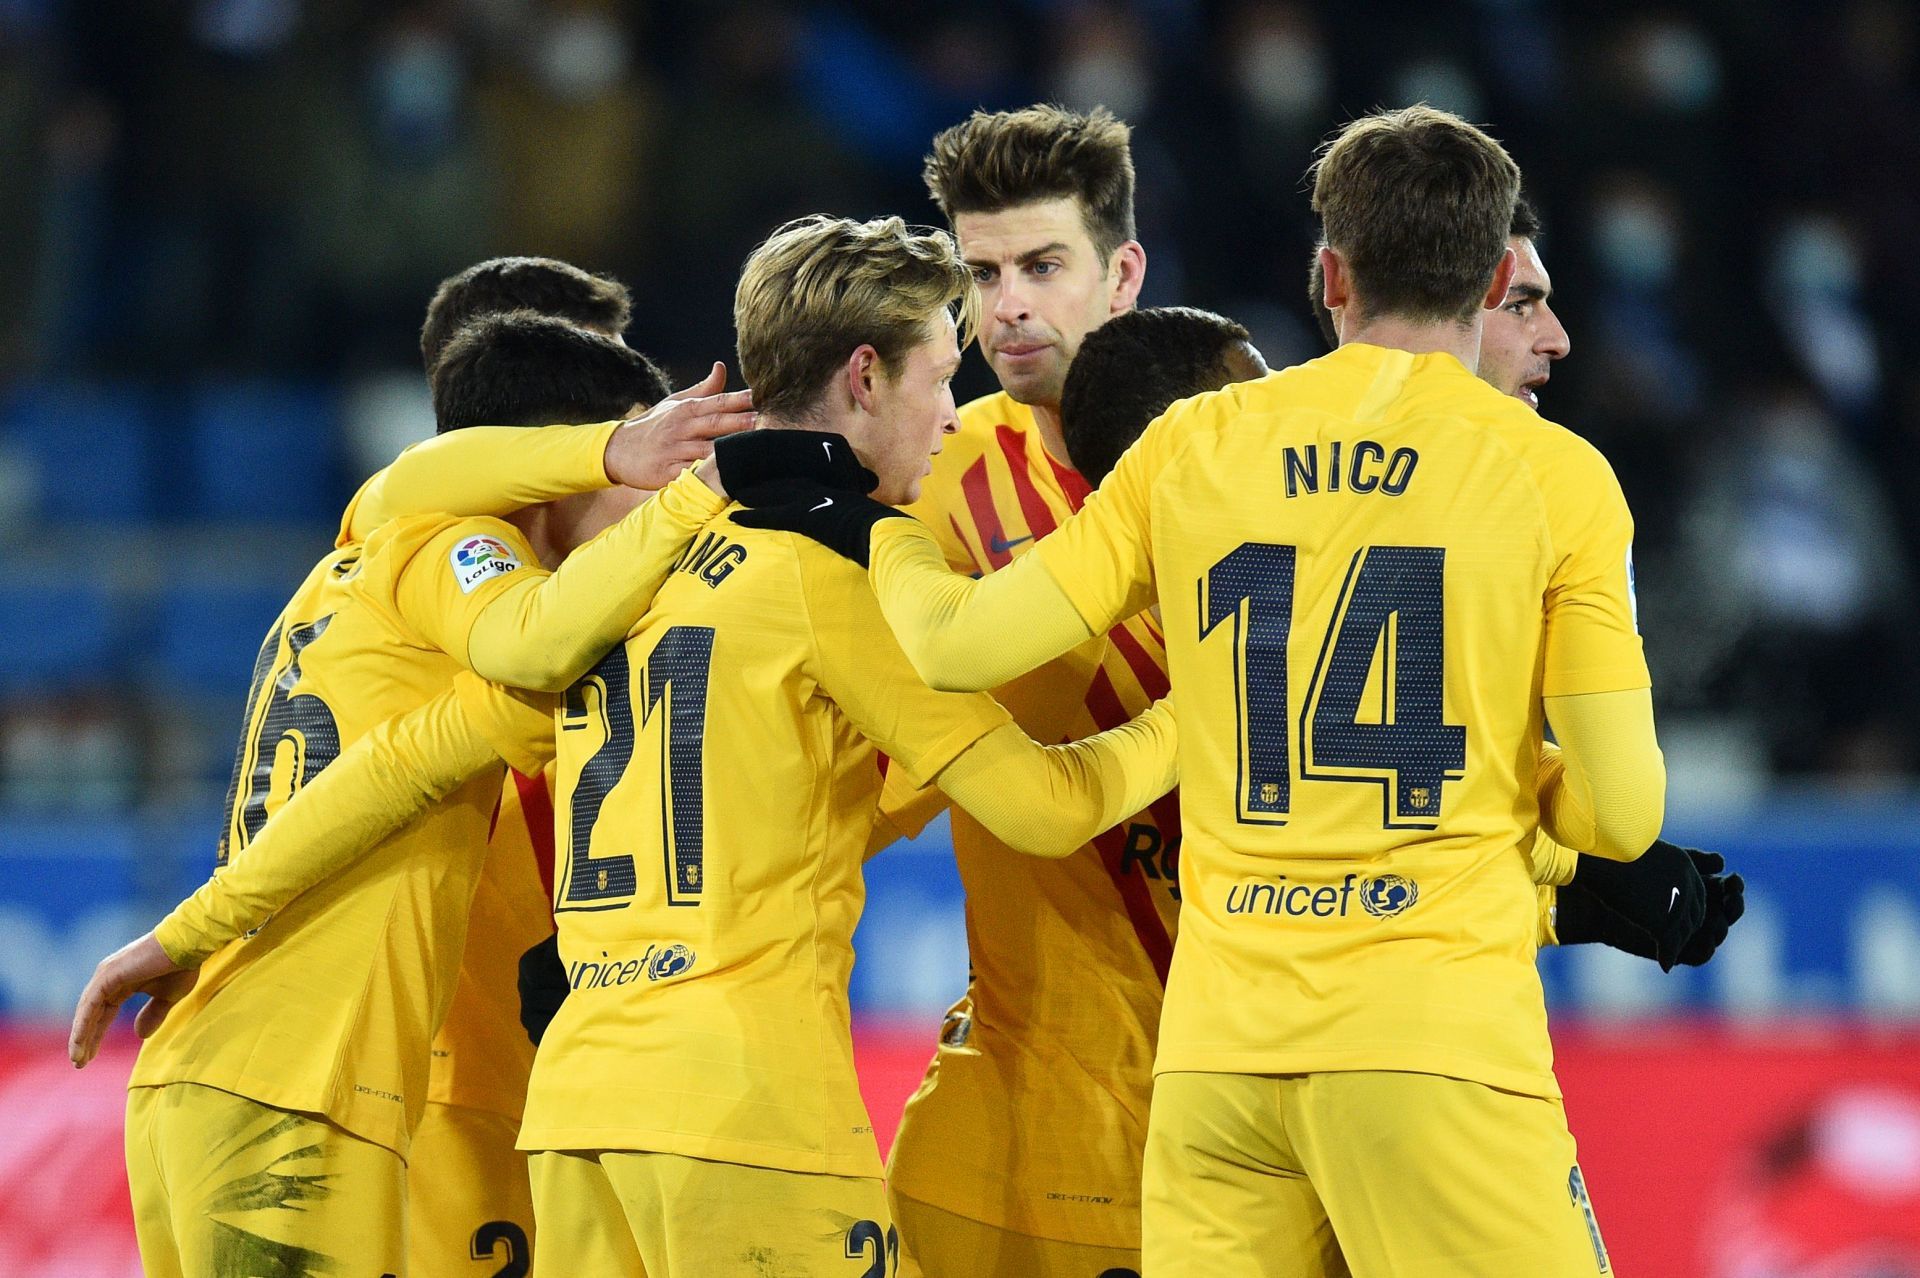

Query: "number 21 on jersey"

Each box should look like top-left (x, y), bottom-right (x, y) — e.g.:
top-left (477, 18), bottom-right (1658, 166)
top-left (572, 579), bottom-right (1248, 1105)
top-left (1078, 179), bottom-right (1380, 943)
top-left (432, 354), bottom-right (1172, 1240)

top-left (1202, 543), bottom-right (1465, 829)
top-left (556, 626), bottom-right (715, 912)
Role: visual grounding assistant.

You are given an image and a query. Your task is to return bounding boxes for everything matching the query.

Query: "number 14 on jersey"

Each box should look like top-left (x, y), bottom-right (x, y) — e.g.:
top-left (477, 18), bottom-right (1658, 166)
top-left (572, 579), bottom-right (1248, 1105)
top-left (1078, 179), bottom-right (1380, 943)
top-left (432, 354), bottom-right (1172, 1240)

top-left (1201, 543), bottom-right (1466, 830)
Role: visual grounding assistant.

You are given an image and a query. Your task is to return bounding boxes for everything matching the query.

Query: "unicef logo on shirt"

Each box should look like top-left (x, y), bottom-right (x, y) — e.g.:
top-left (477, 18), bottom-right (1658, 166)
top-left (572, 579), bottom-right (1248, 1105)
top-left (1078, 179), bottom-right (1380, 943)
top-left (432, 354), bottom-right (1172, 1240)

top-left (645, 943), bottom-right (696, 981)
top-left (1359, 875), bottom-right (1419, 918)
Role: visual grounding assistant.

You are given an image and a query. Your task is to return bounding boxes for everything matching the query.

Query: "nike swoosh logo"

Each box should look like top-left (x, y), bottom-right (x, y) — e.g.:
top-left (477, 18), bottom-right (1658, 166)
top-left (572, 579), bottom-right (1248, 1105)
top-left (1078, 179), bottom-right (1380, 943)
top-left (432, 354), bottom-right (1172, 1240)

top-left (821, 441), bottom-right (833, 460)
top-left (1669, 886), bottom-right (1680, 912)
top-left (989, 533), bottom-right (1033, 555)
top-left (810, 497), bottom-right (835, 512)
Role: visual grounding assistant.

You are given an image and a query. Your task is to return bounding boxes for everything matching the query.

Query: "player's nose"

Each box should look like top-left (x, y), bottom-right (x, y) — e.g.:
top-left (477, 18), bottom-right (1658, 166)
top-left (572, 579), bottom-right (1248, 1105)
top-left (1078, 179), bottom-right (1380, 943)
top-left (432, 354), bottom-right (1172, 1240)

top-left (1538, 302), bottom-right (1571, 360)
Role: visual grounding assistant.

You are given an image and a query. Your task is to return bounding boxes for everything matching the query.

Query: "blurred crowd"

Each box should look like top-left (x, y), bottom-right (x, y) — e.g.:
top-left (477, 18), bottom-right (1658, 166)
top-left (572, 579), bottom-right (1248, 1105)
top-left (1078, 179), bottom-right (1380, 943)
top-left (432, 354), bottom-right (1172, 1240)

top-left (1, 0), bottom-right (1917, 812)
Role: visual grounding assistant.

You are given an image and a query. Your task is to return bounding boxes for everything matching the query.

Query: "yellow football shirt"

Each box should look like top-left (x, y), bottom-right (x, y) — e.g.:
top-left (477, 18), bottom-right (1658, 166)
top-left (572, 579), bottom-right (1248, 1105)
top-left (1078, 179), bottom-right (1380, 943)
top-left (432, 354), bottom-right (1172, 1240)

top-left (868, 343), bottom-right (1651, 1099)
top-left (138, 477), bottom-right (719, 1155)
top-left (129, 529), bottom-right (537, 1156)
top-left (883, 392), bottom-right (1178, 1247)
top-left (518, 515), bottom-right (1015, 1178)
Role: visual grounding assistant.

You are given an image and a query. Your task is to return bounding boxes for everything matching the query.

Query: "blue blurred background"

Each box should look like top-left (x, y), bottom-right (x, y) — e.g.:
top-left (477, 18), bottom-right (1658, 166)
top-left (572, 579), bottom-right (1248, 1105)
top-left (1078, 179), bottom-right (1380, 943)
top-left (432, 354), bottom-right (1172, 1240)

top-left (0, 3), bottom-right (1917, 1272)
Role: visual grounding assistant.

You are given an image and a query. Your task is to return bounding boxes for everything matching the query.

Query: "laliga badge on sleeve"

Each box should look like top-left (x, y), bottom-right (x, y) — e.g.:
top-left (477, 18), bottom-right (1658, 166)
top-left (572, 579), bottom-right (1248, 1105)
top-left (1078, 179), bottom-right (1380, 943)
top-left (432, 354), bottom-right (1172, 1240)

top-left (451, 534), bottom-right (523, 594)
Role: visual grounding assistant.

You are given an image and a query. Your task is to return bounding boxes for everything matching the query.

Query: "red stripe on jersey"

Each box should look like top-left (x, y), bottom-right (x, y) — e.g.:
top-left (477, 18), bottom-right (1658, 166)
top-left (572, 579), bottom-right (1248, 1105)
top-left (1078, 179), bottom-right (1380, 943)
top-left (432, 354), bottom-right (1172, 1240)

top-left (1084, 666), bottom-right (1175, 985)
top-left (1048, 450), bottom-right (1093, 512)
top-left (957, 457), bottom-right (1016, 572)
top-left (996, 426), bottom-right (1061, 539)
top-left (1105, 624), bottom-right (1184, 847)
top-left (514, 769), bottom-right (557, 911)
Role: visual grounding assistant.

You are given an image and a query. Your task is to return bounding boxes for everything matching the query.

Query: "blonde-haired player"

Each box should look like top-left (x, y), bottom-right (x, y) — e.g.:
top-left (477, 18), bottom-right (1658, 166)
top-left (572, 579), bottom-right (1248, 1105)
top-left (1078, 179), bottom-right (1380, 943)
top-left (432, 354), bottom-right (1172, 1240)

top-left (735, 106), bottom-right (1669, 1277)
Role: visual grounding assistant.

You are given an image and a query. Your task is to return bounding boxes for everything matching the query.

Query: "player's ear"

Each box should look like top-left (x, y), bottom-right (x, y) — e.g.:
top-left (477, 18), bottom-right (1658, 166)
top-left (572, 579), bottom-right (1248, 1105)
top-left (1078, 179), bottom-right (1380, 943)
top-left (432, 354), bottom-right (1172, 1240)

top-left (1481, 247), bottom-right (1518, 311)
top-left (1318, 246), bottom-right (1352, 315)
top-left (1108, 240), bottom-right (1147, 314)
top-left (846, 345), bottom-right (883, 416)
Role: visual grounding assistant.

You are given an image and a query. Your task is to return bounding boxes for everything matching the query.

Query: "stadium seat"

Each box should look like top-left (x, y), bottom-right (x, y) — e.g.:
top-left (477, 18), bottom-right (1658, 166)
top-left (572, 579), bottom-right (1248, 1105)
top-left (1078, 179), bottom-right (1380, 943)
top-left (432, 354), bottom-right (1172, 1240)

top-left (148, 582), bottom-right (290, 700)
top-left (0, 382), bottom-right (157, 525)
top-left (0, 581), bottom-right (120, 694)
top-left (184, 379), bottom-right (343, 522)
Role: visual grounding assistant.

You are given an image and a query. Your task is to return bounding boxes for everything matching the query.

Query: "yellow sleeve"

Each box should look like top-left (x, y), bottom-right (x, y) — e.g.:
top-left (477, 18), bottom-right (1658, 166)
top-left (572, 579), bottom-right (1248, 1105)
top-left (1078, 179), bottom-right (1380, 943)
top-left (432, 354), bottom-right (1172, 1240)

top-left (153, 679), bottom-right (507, 966)
top-left (1524, 744), bottom-right (1580, 887)
top-left (1540, 687), bottom-right (1666, 863)
top-left (867, 759), bottom-right (952, 860)
top-left (864, 409), bottom-right (1174, 693)
top-left (338, 421), bottom-right (619, 546)
top-left (1539, 435), bottom-right (1652, 697)
top-left (396, 469), bottom-right (725, 692)
top-left (932, 699), bottom-right (1180, 859)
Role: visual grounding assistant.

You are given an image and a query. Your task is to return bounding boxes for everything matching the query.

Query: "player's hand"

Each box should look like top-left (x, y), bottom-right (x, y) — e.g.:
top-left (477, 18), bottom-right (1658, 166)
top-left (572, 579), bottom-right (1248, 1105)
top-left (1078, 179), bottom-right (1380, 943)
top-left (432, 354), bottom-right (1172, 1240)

top-left (1558, 840), bottom-right (1709, 970)
top-left (730, 477), bottom-right (906, 567)
top-left (69, 932), bottom-right (195, 1068)
top-left (603, 362), bottom-right (757, 490)
top-left (1674, 849), bottom-right (1746, 966)
top-left (713, 428), bottom-right (879, 505)
top-left (518, 933), bottom-right (567, 1047)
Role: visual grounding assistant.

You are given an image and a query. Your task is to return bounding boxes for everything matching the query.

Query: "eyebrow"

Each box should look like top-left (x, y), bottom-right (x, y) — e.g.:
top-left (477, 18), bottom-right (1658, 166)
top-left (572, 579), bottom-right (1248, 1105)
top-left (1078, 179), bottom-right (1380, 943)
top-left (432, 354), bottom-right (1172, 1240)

top-left (1507, 283), bottom-right (1550, 303)
top-left (965, 242), bottom-right (1073, 271)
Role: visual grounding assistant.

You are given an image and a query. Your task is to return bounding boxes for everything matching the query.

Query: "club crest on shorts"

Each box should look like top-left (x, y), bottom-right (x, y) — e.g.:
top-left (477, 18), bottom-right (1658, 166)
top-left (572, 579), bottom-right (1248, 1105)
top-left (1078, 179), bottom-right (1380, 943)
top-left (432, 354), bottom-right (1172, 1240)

top-left (1359, 874), bottom-right (1419, 918)
top-left (646, 943), bottom-right (696, 980)
top-left (450, 534), bottom-right (522, 593)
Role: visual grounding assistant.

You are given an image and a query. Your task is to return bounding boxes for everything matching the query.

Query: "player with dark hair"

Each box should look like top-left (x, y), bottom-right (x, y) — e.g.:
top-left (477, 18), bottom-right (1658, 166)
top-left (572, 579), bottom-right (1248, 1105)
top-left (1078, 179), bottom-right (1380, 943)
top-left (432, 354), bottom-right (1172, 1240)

top-left (737, 103), bottom-right (1683, 1277)
top-left (419, 255), bottom-right (632, 371)
top-left (430, 311), bottom-right (671, 434)
top-left (1060, 306), bottom-right (1266, 487)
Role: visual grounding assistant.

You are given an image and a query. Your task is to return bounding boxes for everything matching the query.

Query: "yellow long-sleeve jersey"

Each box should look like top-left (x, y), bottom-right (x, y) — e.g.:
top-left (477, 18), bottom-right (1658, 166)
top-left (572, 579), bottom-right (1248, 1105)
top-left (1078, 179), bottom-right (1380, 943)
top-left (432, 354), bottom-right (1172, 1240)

top-left (882, 393), bottom-right (1181, 1247)
top-left (505, 507), bottom-right (1177, 1181)
top-left (141, 470), bottom-right (722, 1156)
top-left (863, 344), bottom-right (1658, 1100)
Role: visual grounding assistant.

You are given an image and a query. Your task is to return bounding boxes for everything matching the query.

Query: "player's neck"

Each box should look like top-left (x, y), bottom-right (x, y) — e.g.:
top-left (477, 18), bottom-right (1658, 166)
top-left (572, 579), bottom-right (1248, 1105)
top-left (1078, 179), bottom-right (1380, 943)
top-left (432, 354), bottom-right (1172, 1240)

top-left (1026, 400), bottom-right (1072, 470)
top-left (1341, 315), bottom-right (1483, 374)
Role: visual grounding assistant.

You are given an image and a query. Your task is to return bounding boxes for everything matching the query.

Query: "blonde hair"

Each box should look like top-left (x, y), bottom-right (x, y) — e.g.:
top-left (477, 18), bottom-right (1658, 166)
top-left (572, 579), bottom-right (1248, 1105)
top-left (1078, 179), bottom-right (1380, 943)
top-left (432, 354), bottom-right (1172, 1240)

top-left (924, 104), bottom-right (1136, 261)
top-left (735, 215), bottom-right (979, 422)
top-left (1310, 105), bottom-right (1520, 324)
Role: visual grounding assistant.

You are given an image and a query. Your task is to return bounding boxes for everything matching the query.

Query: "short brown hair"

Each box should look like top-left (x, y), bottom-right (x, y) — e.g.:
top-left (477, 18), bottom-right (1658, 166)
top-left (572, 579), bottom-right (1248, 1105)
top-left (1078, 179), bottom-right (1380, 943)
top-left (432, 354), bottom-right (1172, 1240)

top-left (1309, 106), bottom-right (1521, 324)
top-left (734, 215), bottom-right (978, 424)
top-left (923, 105), bottom-right (1136, 262)
top-left (420, 257), bottom-right (631, 371)
top-left (431, 310), bottom-right (669, 434)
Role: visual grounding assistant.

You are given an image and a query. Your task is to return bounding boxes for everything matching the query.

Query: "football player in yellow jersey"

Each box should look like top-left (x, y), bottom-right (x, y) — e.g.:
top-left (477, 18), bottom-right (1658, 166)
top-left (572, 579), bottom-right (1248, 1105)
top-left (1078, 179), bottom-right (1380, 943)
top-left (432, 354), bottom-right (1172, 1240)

top-left (1066, 304), bottom-right (1746, 971)
top-left (72, 310), bottom-right (745, 1278)
top-left (734, 106), bottom-right (1676, 1277)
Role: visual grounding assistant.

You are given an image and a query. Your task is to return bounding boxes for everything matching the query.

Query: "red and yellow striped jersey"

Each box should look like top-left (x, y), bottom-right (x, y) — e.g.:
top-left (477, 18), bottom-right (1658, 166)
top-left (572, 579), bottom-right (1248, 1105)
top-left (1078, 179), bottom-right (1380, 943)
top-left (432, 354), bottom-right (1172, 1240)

top-left (883, 392), bottom-right (1176, 1248)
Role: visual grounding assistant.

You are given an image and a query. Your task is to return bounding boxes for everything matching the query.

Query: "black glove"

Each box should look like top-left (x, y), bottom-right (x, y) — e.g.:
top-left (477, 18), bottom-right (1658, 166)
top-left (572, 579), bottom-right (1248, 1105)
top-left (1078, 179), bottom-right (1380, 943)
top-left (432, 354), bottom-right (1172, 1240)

top-left (714, 428), bottom-right (878, 504)
top-left (517, 933), bottom-right (567, 1047)
top-left (730, 477), bottom-right (907, 567)
top-left (1675, 850), bottom-right (1746, 967)
top-left (1556, 839), bottom-right (1708, 971)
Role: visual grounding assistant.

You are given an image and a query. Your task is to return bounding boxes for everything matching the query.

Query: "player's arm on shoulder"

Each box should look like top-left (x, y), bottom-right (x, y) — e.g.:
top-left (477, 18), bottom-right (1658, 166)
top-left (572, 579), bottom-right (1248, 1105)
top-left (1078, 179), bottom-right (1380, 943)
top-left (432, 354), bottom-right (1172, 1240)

top-left (340, 421), bottom-right (621, 546)
top-left (394, 470), bottom-right (724, 692)
top-left (151, 674), bottom-right (541, 969)
top-left (863, 408), bottom-right (1175, 693)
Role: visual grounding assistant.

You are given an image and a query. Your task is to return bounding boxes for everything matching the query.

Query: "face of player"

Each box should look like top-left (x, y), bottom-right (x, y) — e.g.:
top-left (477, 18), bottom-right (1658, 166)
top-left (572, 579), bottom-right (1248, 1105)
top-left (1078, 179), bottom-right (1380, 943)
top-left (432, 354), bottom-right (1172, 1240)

top-left (1478, 237), bottom-right (1570, 412)
top-left (956, 198), bottom-right (1143, 409)
top-left (845, 310), bottom-right (962, 506)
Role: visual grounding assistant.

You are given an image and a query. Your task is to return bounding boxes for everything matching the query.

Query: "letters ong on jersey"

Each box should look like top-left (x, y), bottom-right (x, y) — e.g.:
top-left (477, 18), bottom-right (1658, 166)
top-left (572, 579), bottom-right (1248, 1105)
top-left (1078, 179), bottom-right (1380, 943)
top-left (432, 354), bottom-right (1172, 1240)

top-left (450, 535), bottom-right (522, 594)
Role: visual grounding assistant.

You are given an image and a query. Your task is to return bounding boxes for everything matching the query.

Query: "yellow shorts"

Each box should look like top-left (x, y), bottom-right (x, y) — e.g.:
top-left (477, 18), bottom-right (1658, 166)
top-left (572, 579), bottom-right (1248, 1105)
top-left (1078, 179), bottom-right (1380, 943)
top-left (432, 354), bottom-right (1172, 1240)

top-left (1143, 1070), bottom-right (1613, 1278)
top-left (891, 1192), bottom-right (1140, 1278)
top-left (407, 1101), bottom-right (535, 1278)
top-left (125, 1082), bottom-right (406, 1278)
top-left (529, 1148), bottom-right (892, 1277)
